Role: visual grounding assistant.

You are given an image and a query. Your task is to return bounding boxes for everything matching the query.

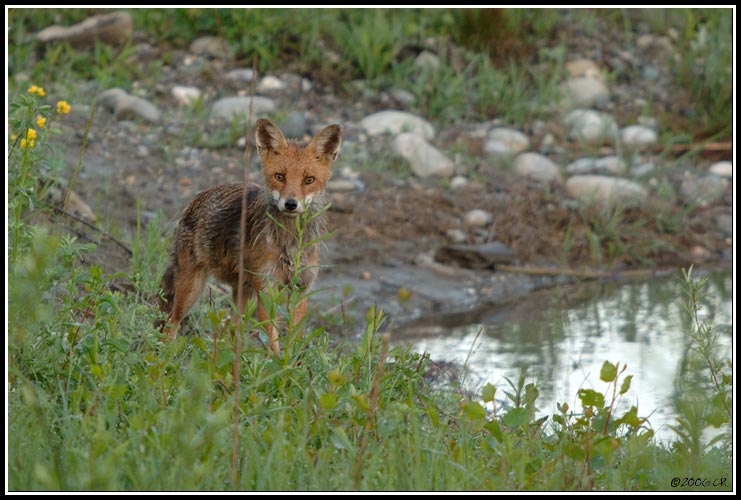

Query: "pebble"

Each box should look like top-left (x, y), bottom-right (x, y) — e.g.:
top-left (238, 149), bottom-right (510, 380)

top-left (708, 161), bottom-right (732, 178)
top-left (280, 111), bottom-right (307, 139)
top-left (562, 109), bottom-right (618, 143)
top-left (565, 59), bottom-right (604, 81)
top-left (360, 110), bottom-right (435, 140)
top-left (463, 209), bottom-right (493, 228)
top-left (565, 175), bottom-right (647, 207)
top-left (483, 128), bottom-right (529, 156)
top-left (680, 174), bottom-right (729, 207)
top-left (97, 88), bottom-right (161, 123)
top-left (389, 88), bottom-right (416, 105)
top-left (171, 85), bottom-right (201, 105)
top-left (513, 152), bottom-right (562, 183)
top-left (446, 228), bottom-right (467, 244)
top-left (566, 156), bottom-right (626, 175)
top-left (560, 77), bottom-right (609, 110)
top-left (415, 50), bottom-right (441, 71)
top-left (391, 133), bottom-right (453, 178)
top-left (190, 36), bottom-right (232, 60)
top-left (226, 68), bottom-right (255, 82)
top-left (621, 125), bottom-right (658, 148)
top-left (450, 175), bottom-right (468, 190)
top-left (257, 75), bottom-right (286, 92)
top-left (326, 179), bottom-right (363, 192)
top-left (211, 96), bottom-right (277, 122)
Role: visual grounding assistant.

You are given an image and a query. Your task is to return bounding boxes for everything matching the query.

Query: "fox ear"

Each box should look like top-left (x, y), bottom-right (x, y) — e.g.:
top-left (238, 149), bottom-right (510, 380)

top-left (309, 124), bottom-right (342, 163)
top-left (255, 118), bottom-right (287, 158)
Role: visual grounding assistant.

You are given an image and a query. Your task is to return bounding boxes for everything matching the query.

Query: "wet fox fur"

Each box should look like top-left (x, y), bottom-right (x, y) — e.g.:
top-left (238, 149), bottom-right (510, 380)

top-left (159, 118), bottom-right (342, 355)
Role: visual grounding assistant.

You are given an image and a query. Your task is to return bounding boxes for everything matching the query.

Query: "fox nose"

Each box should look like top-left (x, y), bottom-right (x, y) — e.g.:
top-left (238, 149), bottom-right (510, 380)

top-left (284, 198), bottom-right (298, 211)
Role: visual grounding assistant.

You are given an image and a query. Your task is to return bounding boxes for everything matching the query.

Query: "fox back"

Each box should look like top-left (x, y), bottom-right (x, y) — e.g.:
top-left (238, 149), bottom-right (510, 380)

top-left (159, 118), bottom-right (342, 353)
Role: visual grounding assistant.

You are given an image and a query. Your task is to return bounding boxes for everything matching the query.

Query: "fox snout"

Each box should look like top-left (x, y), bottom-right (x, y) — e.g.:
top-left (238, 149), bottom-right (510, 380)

top-left (272, 190), bottom-right (314, 216)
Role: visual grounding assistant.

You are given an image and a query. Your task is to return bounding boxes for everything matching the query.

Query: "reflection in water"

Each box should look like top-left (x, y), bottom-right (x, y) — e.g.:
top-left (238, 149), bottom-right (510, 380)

top-left (406, 270), bottom-right (733, 443)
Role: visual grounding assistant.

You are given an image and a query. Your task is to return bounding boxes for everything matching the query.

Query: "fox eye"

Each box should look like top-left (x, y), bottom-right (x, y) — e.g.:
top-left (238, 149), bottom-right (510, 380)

top-left (304, 176), bottom-right (315, 185)
top-left (275, 173), bottom-right (285, 182)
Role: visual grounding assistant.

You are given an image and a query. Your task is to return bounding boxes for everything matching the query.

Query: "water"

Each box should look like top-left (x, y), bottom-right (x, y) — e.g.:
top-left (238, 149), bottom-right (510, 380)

top-left (402, 269), bottom-right (733, 443)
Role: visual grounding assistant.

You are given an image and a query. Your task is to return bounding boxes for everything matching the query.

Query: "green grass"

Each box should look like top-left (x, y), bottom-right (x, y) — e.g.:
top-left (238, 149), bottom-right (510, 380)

top-left (7, 92), bottom-right (733, 489)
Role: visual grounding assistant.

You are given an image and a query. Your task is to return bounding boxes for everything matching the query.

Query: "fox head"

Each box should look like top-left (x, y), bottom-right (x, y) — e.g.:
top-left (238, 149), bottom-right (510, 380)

top-left (255, 118), bottom-right (342, 217)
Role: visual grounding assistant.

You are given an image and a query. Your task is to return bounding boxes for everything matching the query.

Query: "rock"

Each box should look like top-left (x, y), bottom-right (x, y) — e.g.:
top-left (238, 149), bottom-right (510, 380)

top-left (450, 175), bottom-right (468, 190)
top-left (301, 78), bottom-right (312, 93)
top-left (226, 68), bottom-right (255, 82)
top-left (360, 110), bottom-right (435, 140)
top-left (171, 85), bottom-right (201, 105)
top-left (680, 174), bottom-right (729, 207)
top-left (37, 11), bottom-right (133, 48)
top-left (97, 88), bottom-right (160, 123)
top-left (389, 88), bottom-right (415, 105)
top-left (560, 77), bottom-right (609, 110)
top-left (562, 109), bottom-right (618, 143)
top-left (326, 179), bottom-right (364, 192)
top-left (415, 50), bottom-right (440, 71)
top-left (463, 209), bottom-right (493, 228)
top-left (689, 245), bottom-right (712, 261)
top-left (280, 111), bottom-right (307, 139)
top-left (445, 228), bottom-right (467, 244)
top-left (210, 96), bottom-right (277, 122)
top-left (565, 175), bottom-right (647, 207)
top-left (635, 34), bottom-right (674, 63)
top-left (566, 156), bottom-right (626, 175)
top-left (391, 133), bottom-right (453, 178)
top-left (257, 75), bottom-right (286, 92)
top-left (708, 161), bottom-right (732, 178)
top-left (513, 152), bottom-right (562, 183)
top-left (47, 186), bottom-right (96, 222)
top-left (434, 242), bottom-right (515, 270)
top-left (565, 59), bottom-right (604, 81)
top-left (483, 128), bottom-right (529, 156)
top-left (190, 36), bottom-right (232, 60)
top-left (621, 125), bottom-right (658, 148)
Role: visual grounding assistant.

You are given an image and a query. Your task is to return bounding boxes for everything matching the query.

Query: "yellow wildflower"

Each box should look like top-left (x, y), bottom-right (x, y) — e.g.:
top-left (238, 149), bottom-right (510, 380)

top-left (26, 128), bottom-right (38, 140)
top-left (27, 85), bottom-right (46, 97)
top-left (20, 138), bottom-right (36, 149)
top-left (56, 100), bottom-right (71, 114)
top-left (36, 116), bottom-right (47, 128)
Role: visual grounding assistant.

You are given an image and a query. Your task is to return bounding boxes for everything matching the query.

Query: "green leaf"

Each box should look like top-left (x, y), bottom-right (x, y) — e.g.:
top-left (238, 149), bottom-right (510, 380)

top-left (328, 368), bottom-right (347, 387)
top-left (502, 407), bottom-right (529, 429)
top-left (578, 389), bottom-right (605, 408)
top-left (103, 338), bottom-right (129, 353)
top-left (619, 374), bottom-right (633, 395)
top-left (616, 406), bottom-right (643, 429)
top-left (462, 401), bottom-right (486, 421)
top-left (352, 393), bottom-right (369, 413)
top-left (600, 361), bottom-right (617, 382)
top-left (320, 392), bottom-right (338, 410)
top-left (330, 426), bottom-right (353, 451)
top-left (482, 383), bottom-right (496, 403)
top-left (216, 349), bottom-right (235, 369)
top-left (484, 419), bottom-right (503, 442)
top-left (426, 400), bottom-right (440, 428)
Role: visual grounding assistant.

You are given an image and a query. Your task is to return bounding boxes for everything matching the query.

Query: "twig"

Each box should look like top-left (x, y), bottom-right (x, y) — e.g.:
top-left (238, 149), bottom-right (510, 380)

top-left (64, 99), bottom-right (97, 211)
top-left (232, 52), bottom-right (259, 490)
top-left (46, 202), bottom-right (133, 257)
top-left (352, 333), bottom-right (389, 489)
top-left (496, 264), bottom-right (676, 281)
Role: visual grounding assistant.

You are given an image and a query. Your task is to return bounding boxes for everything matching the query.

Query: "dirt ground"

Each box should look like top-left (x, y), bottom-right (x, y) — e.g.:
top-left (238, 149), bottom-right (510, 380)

top-left (38, 32), bottom-right (732, 336)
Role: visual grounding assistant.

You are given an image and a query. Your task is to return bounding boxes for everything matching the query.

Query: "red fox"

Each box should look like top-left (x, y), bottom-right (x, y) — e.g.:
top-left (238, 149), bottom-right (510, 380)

top-left (159, 118), bottom-right (342, 355)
